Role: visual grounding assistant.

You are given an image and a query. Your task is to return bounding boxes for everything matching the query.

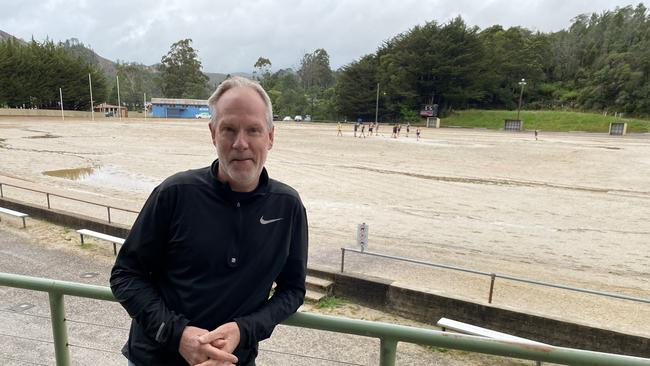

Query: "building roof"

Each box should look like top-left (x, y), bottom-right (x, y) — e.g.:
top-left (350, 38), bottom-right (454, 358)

top-left (151, 98), bottom-right (209, 106)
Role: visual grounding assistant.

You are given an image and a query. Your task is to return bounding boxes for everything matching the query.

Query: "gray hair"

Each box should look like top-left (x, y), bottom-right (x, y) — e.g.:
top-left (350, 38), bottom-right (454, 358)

top-left (208, 76), bottom-right (273, 130)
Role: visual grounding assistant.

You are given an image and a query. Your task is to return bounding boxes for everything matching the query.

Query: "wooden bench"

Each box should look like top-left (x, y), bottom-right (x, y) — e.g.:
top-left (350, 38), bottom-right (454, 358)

top-left (0, 207), bottom-right (28, 228)
top-left (77, 229), bottom-right (125, 255)
top-left (437, 317), bottom-right (547, 365)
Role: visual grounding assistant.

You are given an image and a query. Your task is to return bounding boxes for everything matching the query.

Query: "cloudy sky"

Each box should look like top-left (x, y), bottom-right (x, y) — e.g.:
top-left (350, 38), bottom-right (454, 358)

top-left (1, 0), bottom-right (646, 73)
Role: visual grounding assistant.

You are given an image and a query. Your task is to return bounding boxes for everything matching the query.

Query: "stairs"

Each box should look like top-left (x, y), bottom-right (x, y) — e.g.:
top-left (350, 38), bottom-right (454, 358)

top-left (304, 275), bottom-right (334, 303)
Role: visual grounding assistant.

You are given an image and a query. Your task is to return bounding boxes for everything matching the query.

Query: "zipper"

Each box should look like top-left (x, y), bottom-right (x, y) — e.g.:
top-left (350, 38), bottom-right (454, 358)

top-left (229, 201), bottom-right (242, 267)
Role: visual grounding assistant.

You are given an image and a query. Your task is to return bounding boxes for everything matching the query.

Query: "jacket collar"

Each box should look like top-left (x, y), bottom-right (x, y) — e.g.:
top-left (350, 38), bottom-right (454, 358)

top-left (210, 159), bottom-right (269, 199)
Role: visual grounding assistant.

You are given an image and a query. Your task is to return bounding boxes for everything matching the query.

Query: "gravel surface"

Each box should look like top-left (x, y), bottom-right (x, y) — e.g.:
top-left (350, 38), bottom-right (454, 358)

top-left (0, 220), bottom-right (540, 365)
top-left (1, 116), bottom-right (648, 341)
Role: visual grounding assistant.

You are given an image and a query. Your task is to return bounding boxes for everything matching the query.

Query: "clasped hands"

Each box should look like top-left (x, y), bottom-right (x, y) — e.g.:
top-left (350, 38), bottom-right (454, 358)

top-left (179, 322), bottom-right (241, 366)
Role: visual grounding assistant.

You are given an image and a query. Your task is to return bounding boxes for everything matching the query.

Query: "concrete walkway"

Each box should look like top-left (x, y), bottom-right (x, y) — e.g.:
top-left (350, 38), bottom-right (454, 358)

top-left (0, 223), bottom-right (477, 366)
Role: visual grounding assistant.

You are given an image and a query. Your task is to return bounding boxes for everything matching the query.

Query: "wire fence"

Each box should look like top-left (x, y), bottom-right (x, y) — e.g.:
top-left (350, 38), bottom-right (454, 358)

top-left (0, 182), bottom-right (138, 223)
top-left (341, 247), bottom-right (650, 305)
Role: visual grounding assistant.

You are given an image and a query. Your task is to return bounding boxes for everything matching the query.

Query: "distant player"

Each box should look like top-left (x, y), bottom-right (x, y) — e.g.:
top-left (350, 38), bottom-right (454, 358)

top-left (360, 124), bottom-right (366, 138)
top-left (337, 122), bottom-right (343, 136)
top-left (406, 123), bottom-right (410, 137)
top-left (416, 127), bottom-right (421, 141)
top-left (368, 122), bottom-right (374, 136)
top-left (397, 124), bottom-right (401, 137)
top-left (534, 129), bottom-right (538, 141)
top-left (392, 124), bottom-right (398, 138)
top-left (353, 122), bottom-right (358, 137)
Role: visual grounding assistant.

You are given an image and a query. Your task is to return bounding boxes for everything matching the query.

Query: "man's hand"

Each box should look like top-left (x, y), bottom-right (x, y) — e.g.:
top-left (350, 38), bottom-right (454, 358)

top-left (179, 326), bottom-right (238, 365)
top-left (198, 322), bottom-right (241, 355)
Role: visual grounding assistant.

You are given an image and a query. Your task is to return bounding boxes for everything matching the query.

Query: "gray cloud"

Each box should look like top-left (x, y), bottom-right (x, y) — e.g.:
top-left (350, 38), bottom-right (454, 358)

top-left (1, 0), bottom-right (645, 72)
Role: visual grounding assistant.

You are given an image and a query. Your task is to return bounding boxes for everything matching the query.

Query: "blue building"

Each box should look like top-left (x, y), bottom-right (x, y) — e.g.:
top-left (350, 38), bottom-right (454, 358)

top-left (151, 98), bottom-right (210, 118)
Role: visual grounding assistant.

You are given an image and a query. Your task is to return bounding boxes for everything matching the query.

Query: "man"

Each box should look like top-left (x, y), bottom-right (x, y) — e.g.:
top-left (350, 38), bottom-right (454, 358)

top-left (110, 76), bottom-right (308, 366)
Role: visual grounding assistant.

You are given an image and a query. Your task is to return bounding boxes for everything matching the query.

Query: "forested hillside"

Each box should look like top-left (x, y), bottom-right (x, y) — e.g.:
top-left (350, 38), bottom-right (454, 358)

top-left (335, 4), bottom-right (650, 121)
top-left (1, 3), bottom-right (649, 121)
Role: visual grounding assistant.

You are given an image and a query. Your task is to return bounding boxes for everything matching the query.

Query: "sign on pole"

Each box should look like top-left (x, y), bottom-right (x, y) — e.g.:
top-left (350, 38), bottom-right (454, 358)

top-left (356, 223), bottom-right (368, 252)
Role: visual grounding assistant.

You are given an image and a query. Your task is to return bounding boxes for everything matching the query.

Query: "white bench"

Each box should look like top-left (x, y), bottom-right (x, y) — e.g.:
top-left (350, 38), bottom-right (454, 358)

top-left (437, 317), bottom-right (547, 365)
top-left (77, 229), bottom-right (125, 255)
top-left (0, 207), bottom-right (28, 228)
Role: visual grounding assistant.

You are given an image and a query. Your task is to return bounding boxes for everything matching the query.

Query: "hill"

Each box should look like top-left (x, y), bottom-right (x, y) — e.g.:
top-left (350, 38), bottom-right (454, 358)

top-left (60, 38), bottom-right (117, 77)
top-left (0, 30), bottom-right (246, 83)
top-left (0, 29), bottom-right (26, 45)
top-left (442, 110), bottom-right (650, 133)
top-left (205, 72), bottom-right (253, 88)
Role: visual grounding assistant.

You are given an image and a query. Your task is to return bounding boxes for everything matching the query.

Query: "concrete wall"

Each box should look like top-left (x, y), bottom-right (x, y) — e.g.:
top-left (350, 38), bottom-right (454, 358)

top-left (0, 108), bottom-right (108, 119)
top-left (1, 196), bottom-right (648, 358)
top-left (307, 265), bottom-right (650, 358)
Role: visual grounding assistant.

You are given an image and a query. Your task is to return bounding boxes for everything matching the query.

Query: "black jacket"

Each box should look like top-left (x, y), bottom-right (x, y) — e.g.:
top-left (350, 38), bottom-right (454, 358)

top-left (110, 160), bottom-right (308, 365)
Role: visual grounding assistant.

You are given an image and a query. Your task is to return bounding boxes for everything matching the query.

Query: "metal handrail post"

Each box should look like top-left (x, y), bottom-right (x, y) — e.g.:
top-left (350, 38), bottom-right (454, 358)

top-left (48, 292), bottom-right (70, 366)
top-left (488, 273), bottom-right (496, 303)
top-left (0, 183), bottom-right (3, 197)
top-left (341, 248), bottom-right (345, 272)
top-left (46, 193), bottom-right (51, 209)
top-left (107, 207), bottom-right (111, 223)
top-left (379, 338), bottom-right (397, 366)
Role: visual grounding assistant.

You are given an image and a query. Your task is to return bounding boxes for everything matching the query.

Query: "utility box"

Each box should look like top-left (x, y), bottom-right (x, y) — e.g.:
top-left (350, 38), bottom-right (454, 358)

top-left (504, 119), bottom-right (523, 131)
top-left (609, 122), bottom-right (627, 135)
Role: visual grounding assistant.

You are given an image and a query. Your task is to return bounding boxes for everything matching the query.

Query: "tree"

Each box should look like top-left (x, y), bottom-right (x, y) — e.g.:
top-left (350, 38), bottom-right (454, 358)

top-left (0, 38), bottom-right (107, 110)
top-left (269, 69), bottom-right (308, 117)
top-left (298, 49), bottom-right (335, 118)
top-left (253, 57), bottom-right (272, 82)
top-left (159, 39), bottom-right (209, 99)
top-left (335, 55), bottom-right (378, 121)
top-left (298, 49), bottom-right (334, 90)
top-left (108, 62), bottom-right (161, 108)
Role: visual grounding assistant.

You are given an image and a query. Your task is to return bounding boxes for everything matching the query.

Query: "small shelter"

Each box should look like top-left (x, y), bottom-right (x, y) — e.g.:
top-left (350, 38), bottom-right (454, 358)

top-left (95, 103), bottom-right (128, 117)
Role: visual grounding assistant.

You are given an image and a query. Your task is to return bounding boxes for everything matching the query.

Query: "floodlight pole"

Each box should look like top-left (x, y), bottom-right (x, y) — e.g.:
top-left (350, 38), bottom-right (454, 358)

top-left (89, 74), bottom-right (94, 122)
top-left (116, 75), bottom-right (122, 121)
top-left (375, 83), bottom-right (379, 124)
top-left (517, 78), bottom-right (527, 121)
top-left (59, 88), bottom-right (64, 121)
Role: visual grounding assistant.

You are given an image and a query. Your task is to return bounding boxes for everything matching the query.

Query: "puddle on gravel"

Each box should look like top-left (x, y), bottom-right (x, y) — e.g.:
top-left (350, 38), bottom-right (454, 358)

top-left (42, 166), bottom-right (158, 193)
top-left (43, 167), bottom-right (95, 180)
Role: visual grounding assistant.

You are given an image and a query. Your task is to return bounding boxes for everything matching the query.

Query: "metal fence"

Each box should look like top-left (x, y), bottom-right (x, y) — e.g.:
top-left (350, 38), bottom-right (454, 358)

top-left (0, 182), bottom-right (138, 223)
top-left (1, 272), bottom-right (649, 366)
top-left (340, 247), bottom-right (650, 305)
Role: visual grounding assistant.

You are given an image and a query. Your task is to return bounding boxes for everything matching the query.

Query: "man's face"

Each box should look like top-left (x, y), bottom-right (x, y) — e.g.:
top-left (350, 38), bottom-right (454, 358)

top-left (209, 86), bottom-right (274, 192)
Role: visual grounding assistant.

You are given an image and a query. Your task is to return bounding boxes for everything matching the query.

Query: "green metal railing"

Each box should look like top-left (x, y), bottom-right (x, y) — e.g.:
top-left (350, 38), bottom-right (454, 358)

top-left (1, 272), bottom-right (649, 366)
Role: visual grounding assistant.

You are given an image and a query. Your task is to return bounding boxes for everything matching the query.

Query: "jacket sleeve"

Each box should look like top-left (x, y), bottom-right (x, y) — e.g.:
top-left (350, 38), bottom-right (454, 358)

top-left (110, 185), bottom-right (190, 352)
top-left (234, 202), bottom-right (308, 347)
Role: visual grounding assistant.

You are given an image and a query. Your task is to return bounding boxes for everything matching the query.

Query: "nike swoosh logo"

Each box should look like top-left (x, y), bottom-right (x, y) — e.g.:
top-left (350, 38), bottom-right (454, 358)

top-left (260, 216), bottom-right (283, 225)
